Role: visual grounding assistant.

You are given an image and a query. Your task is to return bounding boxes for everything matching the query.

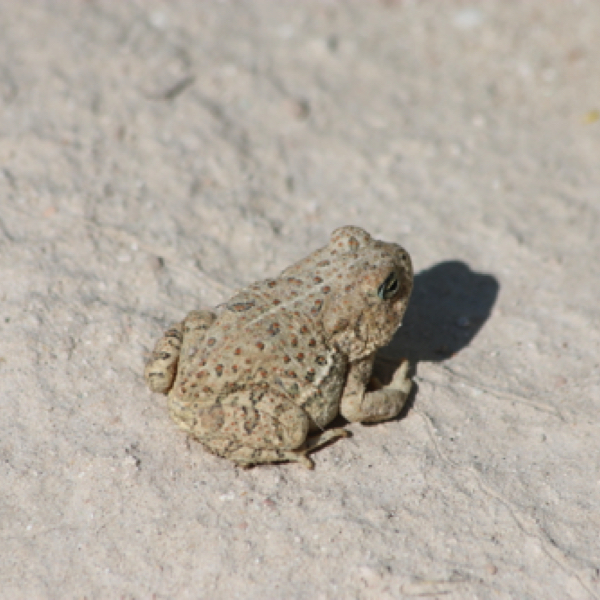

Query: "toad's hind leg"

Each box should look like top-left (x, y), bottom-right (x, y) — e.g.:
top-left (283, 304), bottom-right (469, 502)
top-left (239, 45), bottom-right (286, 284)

top-left (179, 310), bottom-right (218, 360)
top-left (145, 310), bottom-right (217, 394)
top-left (185, 388), bottom-right (320, 468)
top-left (226, 428), bottom-right (349, 468)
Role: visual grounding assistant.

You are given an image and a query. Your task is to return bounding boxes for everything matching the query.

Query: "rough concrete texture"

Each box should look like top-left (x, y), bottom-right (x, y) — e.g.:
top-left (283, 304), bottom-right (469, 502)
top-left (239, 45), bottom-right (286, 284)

top-left (1, 1), bottom-right (599, 598)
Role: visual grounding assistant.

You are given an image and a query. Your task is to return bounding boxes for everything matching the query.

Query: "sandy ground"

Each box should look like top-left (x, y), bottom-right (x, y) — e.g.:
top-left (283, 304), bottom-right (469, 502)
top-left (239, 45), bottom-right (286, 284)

top-left (1, 1), bottom-right (599, 598)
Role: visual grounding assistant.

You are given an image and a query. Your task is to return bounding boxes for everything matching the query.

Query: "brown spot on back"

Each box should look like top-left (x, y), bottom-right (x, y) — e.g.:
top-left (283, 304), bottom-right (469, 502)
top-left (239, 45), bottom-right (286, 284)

top-left (256, 341), bottom-right (265, 351)
top-left (230, 301), bottom-right (255, 312)
top-left (207, 337), bottom-right (216, 347)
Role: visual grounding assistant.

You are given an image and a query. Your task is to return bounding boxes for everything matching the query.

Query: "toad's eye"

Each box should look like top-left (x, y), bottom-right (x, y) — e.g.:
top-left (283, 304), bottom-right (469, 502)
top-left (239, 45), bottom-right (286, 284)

top-left (378, 272), bottom-right (399, 300)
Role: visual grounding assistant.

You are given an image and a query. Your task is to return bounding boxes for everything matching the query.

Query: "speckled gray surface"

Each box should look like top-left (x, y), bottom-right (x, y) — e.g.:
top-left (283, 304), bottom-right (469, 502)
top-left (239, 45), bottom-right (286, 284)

top-left (1, 2), bottom-right (599, 598)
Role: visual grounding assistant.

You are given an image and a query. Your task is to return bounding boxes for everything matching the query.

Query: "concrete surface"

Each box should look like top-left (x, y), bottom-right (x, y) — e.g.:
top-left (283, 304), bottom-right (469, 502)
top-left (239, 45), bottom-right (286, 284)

top-left (1, 1), bottom-right (599, 598)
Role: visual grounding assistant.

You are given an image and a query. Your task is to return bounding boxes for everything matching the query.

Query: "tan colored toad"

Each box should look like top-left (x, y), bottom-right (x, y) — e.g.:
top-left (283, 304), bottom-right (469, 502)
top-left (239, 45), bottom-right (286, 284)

top-left (145, 226), bottom-right (413, 468)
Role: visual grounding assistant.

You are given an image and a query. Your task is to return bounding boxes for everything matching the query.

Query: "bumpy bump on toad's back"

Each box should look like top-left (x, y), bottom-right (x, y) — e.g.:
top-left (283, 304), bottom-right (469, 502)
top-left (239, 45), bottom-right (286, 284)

top-left (145, 226), bottom-right (413, 468)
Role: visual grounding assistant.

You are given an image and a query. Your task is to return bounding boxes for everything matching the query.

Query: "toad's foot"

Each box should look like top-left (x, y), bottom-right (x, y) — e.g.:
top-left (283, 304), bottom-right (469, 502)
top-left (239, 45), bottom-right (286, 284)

top-left (144, 323), bottom-right (183, 394)
top-left (305, 428), bottom-right (351, 453)
top-left (232, 428), bottom-right (350, 469)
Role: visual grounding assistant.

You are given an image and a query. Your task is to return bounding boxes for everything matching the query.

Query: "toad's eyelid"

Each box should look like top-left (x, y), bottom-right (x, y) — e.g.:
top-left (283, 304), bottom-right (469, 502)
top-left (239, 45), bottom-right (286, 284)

top-left (378, 272), bottom-right (399, 300)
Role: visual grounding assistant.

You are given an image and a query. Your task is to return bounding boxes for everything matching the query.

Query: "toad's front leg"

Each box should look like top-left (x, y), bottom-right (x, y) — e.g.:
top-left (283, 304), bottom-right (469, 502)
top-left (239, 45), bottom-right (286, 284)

top-left (339, 355), bottom-right (412, 423)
